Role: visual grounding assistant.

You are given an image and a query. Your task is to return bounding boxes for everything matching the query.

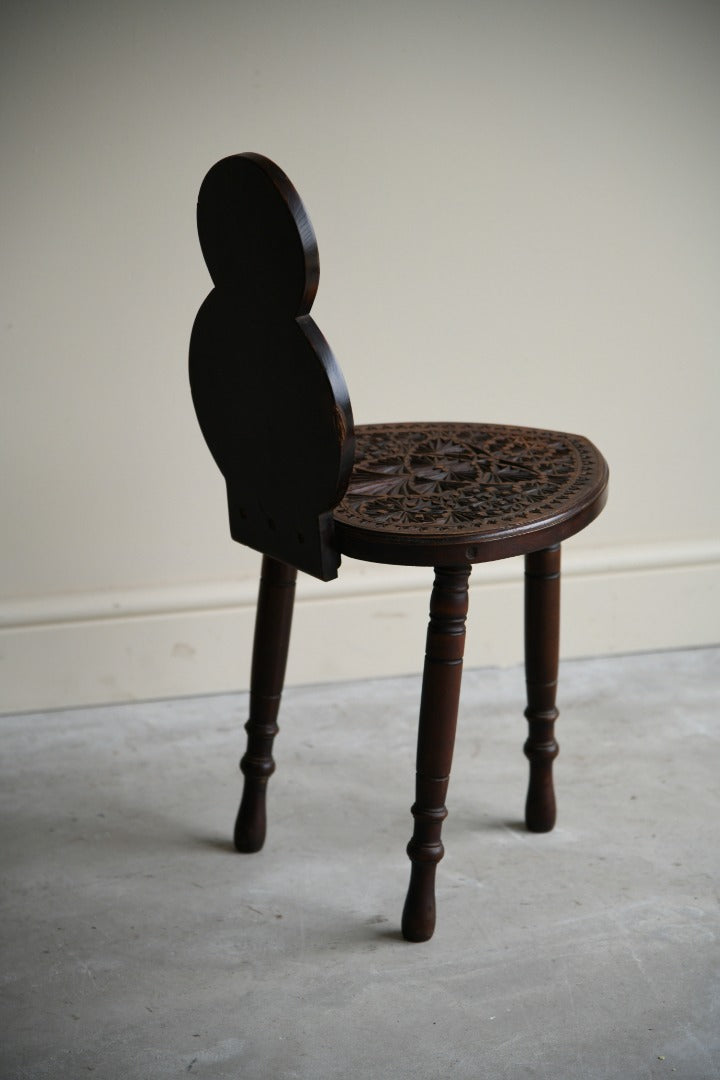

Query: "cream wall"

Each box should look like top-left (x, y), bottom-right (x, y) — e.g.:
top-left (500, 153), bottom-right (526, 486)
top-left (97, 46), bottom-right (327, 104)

top-left (2, 0), bottom-right (719, 712)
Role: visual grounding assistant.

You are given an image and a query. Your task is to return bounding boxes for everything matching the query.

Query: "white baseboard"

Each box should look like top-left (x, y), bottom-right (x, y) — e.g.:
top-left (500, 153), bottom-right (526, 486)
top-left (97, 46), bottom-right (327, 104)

top-left (1, 541), bottom-right (718, 714)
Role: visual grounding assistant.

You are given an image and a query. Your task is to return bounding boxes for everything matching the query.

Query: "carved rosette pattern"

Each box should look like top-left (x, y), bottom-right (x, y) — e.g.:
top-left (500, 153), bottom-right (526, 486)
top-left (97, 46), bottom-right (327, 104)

top-left (334, 422), bottom-right (599, 536)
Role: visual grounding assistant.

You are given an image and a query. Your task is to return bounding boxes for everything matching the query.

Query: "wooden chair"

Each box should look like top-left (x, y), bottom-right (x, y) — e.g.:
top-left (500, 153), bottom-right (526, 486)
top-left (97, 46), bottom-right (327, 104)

top-left (189, 153), bottom-right (609, 941)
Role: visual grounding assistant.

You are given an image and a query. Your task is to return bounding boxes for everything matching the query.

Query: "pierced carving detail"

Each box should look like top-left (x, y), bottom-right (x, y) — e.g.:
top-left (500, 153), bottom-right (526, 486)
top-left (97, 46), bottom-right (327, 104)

top-left (335, 422), bottom-right (598, 535)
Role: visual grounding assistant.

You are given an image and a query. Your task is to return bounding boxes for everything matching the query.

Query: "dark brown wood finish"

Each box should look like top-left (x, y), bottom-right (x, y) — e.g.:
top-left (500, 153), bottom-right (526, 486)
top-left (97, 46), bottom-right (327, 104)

top-left (234, 555), bottom-right (297, 853)
top-left (334, 422), bottom-right (607, 566)
top-left (523, 545), bottom-right (561, 832)
top-left (189, 153), bottom-right (354, 581)
top-left (189, 152), bottom-right (610, 942)
top-left (402, 565), bottom-right (471, 942)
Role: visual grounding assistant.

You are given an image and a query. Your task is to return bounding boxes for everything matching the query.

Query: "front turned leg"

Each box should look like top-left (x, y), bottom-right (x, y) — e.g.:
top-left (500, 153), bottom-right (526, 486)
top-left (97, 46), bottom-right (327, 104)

top-left (523, 545), bottom-right (561, 832)
top-left (234, 555), bottom-right (297, 853)
top-left (402, 565), bottom-right (471, 942)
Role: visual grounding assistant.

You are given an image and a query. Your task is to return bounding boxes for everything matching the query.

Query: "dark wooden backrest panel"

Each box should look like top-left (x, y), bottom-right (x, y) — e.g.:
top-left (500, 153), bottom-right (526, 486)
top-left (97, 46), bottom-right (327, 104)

top-left (190, 153), bottom-right (355, 580)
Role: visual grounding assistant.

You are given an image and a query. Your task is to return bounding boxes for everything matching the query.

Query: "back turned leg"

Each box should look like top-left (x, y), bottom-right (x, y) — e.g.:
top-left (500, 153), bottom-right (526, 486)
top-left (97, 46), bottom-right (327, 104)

top-left (234, 555), bottom-right (297, 853)
top-left (523, 545), bottom-right (561, 832)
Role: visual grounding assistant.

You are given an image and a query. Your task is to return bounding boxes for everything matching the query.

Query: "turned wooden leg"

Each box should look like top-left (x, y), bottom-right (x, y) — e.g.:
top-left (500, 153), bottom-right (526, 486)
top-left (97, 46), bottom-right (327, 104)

top-left (402, 565), bottom-right (471, 943)
top-left (523, 545), bottom-right (561, 832)
top-left (234, 555), bottom-right (297, 853)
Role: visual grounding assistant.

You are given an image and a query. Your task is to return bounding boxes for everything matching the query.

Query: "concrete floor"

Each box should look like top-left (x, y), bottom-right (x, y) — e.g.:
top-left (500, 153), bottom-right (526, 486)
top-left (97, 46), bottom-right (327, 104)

top-left (1, 648), bottom-right (718, 1080)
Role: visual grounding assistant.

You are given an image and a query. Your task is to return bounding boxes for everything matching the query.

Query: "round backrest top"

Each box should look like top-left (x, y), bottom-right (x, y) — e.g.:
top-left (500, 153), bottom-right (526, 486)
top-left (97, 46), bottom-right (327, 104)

top-left (197, 152), bottom-right (319, 316)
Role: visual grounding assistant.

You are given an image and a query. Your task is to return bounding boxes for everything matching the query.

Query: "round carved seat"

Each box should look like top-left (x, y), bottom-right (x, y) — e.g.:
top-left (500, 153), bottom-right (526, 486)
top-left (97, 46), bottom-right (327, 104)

top-left (335, 422), bottom-right (608, 566)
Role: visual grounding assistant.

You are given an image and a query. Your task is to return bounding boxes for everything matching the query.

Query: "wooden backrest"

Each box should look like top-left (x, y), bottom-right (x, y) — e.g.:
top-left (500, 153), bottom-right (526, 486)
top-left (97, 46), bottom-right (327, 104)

top-left (189, 153), bottom-right (355, 580)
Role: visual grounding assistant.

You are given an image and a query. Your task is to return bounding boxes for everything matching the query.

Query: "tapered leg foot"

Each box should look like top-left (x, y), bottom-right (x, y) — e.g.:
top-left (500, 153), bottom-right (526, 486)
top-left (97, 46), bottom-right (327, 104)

top-left (401, 565), bottom-right (470, 942)
top-left (234, 555), bottom-right (297, 853)
top-left (523, 546), bottom-right (561, 833)
top-left (234, 775), bottom-right (271, 854)
top-left (402, 861), bottom-right (439, 943)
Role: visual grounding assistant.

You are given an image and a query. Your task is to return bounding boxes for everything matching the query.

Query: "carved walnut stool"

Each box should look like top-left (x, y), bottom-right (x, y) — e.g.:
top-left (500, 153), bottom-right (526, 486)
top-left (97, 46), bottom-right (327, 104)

top-left (190, 153), bottom-right (608, 942)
